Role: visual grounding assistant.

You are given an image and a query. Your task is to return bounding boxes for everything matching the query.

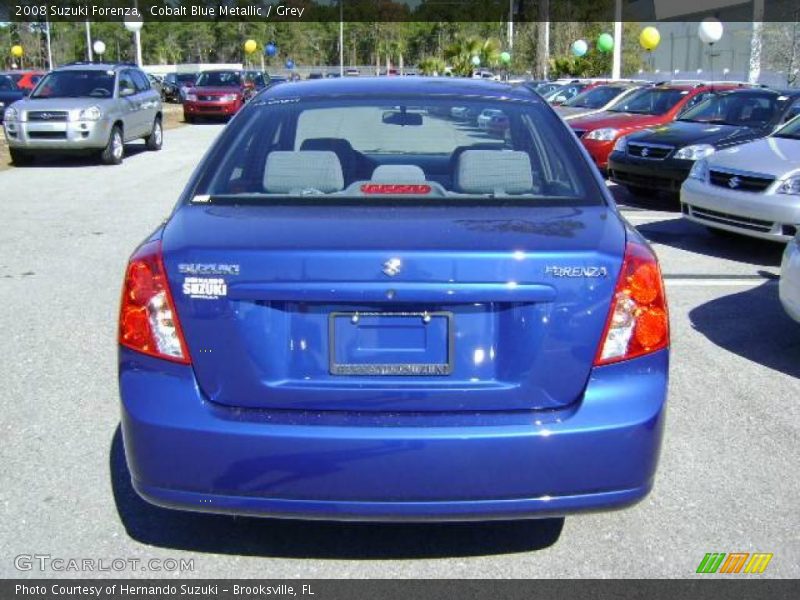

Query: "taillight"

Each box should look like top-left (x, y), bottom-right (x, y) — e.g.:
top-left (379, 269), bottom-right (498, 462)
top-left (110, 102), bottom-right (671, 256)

top-left (360, 184), bottom-right (432, 195)
top-left (118, 240), bottom-right (191, 364)
top-left (594, 241), bottom-right (669, 366)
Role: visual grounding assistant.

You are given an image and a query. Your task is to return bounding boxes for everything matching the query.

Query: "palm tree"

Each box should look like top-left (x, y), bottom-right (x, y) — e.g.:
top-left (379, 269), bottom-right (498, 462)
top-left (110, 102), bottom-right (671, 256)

top-left (418, 56), bottom-right (446, 76)
top-left (445, 36), bottom-right (502, 76)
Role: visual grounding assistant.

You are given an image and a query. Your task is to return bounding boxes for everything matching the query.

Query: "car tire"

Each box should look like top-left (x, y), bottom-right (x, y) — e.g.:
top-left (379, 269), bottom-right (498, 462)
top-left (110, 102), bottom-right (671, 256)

top-left (625, 186), bottom-right (652, 198)
top-left (100, 125), bottom-right (124, 165)
top-left (145, 117), bottom-right (163, 151)
top-left (184, 114), bottom-right (195, 124)
top-left (9, 148), bottom-right (35, 166)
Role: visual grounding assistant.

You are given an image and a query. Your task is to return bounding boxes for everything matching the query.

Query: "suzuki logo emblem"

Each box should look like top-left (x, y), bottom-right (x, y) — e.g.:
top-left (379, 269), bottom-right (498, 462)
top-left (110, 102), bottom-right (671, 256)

top-left (40, 113), bottom-right (54, 120)
top-left (640, 147), bottom-right (650, 157)
top-left (728, 176), bottom-right (741, 189)
top-left (382, 258), bottom-right (402, 277)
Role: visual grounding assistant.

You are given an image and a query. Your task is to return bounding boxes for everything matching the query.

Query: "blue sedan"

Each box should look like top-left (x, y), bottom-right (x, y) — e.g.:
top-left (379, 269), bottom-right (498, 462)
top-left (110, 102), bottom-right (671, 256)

top-left (118, 77), bottom-right (669, 521)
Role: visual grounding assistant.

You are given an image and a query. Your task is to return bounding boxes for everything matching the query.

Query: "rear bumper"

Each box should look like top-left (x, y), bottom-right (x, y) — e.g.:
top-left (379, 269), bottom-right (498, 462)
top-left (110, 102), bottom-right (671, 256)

top-left (119, 348), bottom-right (668, 521)
top-left (608, 153), bottom-right (692, 193)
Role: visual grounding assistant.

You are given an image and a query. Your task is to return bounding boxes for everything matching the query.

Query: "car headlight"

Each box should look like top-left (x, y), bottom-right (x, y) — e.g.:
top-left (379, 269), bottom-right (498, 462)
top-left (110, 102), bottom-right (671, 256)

top-left (185, 93), bottom-right (197, 102)
top-left (687, 158), bottom-right (709, 183)
top-left (674, 144), bottom-right (715, 161)
top-left (77, 106), bottom-right (102, 121)
top-left (584, 128), bottom-right (619, 141)
top-left (219, 94), bottom-right (238, 102)
top-left (776, 176), bottom-right (800, 196)
top-left (612, 136), bottom-right (627, 153)
top-left (3, 106), bottom-right (19, 122)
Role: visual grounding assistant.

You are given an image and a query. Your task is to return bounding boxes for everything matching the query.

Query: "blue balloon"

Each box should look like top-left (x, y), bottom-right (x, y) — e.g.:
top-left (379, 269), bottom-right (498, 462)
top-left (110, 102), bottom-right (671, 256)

top-left (265, 43), bottom-right (277, 57)
top-left (571, 39), bottom-right (588, 58)
top-left (285, 59), bottom-right (295, 70)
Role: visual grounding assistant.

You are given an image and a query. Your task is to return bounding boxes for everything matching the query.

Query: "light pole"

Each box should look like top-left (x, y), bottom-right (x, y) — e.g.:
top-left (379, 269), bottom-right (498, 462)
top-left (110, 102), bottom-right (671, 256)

top-left (339, 0), bottom-right (344, 76)
top-left (85, 21), bottom-right (93, 61)
top-left (124, 13), bottom-right (144, 66)
top-left (612, 0), bottom-right (622, 79)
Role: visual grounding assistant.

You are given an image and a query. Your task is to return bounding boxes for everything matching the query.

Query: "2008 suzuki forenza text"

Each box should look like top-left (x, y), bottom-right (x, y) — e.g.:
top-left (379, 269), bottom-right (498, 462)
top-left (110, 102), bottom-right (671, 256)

top-left (118, 78), bottom-right (669, 521)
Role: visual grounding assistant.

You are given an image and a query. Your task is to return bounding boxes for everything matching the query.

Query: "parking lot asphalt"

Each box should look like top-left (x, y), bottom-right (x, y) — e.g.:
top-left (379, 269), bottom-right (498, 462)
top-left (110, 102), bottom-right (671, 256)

top-left (1, 124), bottom-right (798, 579)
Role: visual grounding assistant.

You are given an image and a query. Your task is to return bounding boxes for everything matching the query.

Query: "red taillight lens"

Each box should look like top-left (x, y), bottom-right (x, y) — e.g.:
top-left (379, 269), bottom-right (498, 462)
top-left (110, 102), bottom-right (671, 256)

top-left (594, 241), bottom-right (669, 366)
top-left (118, 240), bottom-right (190, 364)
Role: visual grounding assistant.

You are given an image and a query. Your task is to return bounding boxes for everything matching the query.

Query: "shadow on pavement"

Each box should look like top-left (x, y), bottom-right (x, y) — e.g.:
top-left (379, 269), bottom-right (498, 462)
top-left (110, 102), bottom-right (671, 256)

top-left (10, 144), bottom-right (149, 168)
top-left (110, 427), bottom-right (564, 559)
top-left (689, 281), bottom-right (800, 379)
top-left (636, 218), bottom-right (785, 268)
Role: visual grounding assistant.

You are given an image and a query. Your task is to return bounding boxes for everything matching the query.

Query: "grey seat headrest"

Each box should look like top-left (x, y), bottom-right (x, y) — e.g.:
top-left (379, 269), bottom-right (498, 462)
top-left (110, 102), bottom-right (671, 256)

top-left (456, 150), bottom-right (533, 194)
top-left (371, 165), bottom-right (426, 183)
top-left (264, 151), bottom-right (344, 193)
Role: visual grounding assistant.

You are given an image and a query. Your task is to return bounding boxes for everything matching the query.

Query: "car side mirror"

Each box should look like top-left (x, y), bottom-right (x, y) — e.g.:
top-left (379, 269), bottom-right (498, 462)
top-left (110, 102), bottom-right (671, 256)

top-left (120, 86), bottom-right (136, 98)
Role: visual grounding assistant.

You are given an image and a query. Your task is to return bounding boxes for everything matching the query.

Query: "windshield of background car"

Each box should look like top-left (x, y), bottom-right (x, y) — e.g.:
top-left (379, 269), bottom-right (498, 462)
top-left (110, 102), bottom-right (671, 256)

top-left (564, 85), bottom-right (627, 108)
top-left (196, 71), bottom-right (242, 87)
top-left (31, 70), bottom-right (115, 99)
top-left (678, 93), bottom-right (781, 126)
top-left (608, 87), bottom-right (688, 115)
top-left (773, 113), bottom-right (800, 139)
top-left (191, 98), bottom-right (604, 205)
top-left (0, 75), bottom-right (19, 91)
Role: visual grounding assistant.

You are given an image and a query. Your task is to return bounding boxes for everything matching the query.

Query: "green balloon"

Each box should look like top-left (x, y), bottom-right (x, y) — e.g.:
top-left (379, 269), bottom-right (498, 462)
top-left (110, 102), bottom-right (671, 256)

top-left (500, 51), bottom-right (511, 64)
top-left (597, 33), bottom-right (614, 53)
top-left (471, 55), bottom-right (481, 67)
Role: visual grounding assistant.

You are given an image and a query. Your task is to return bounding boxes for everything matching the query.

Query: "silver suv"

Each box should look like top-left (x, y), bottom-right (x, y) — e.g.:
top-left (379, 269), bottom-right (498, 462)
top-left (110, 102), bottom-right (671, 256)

top-left (2, 62), bottom-right (162, 165)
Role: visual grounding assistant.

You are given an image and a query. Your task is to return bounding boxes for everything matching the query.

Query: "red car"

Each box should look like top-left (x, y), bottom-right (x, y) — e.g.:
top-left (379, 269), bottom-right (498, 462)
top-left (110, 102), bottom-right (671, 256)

top-left (1, 70), bottom-right (45, 92)
top-left (569, 82), bottom-right (747, 171)
top-left (183, 70), bottom-right (251, 122)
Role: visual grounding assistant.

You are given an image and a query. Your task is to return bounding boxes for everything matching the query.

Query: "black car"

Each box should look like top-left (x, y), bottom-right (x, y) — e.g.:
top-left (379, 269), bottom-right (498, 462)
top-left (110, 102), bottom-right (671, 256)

top-left (608, 88), bottom-right (800, 197)
top-left (0, 74), bottom-right (26, 122)
top-left (161, 72), bottom-right (198, 103)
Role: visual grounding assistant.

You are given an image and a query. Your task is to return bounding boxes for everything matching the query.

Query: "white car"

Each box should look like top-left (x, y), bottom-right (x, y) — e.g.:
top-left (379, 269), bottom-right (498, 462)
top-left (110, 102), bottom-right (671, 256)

top-left (681, 114), bottom-right (800, 242)
top-left (780, 234), bottom-right (800, 323)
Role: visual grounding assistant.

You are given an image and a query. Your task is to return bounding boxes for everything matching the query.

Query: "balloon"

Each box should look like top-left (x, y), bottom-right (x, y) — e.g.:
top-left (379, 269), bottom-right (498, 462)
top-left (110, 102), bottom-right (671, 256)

top-left (698, 18), bottom-right (723, 44)
top-left (571, 40), bottom-right (588, 57)
top-left (500, 51), bottom-right (511, 64)
top-left (93, 40), bottom-right (106, 56)
top-left (597, 33), bottom-right (614, 53)
top-left (265, 43), bottom-right (277, 57)
top-left (123, 14), bottom-right (144, 33)
top-left (639, 26), bottom-right (660, 51)
top-left (244, 39), bottom-right (257, 54)
top-left (471, 55), bottom-right (481, 67)
top-left (285, 59), bottom-right (295, 69)
top-left (11, 45), bottom-right (23, 58)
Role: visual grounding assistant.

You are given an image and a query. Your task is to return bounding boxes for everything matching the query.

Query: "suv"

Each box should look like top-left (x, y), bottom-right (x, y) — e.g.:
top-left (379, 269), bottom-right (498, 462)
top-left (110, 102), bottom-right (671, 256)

top-left (569, 81), bottom-right (750, 171)
top-left (3, 62), bottom-right (163, 165)
top-left (609, 89), bottom-right (800, 197)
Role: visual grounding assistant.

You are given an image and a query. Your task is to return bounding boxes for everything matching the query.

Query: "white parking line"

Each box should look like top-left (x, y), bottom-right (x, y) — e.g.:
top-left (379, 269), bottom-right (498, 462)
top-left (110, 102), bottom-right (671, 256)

top-left (664, 277), bottom-right (778, 287)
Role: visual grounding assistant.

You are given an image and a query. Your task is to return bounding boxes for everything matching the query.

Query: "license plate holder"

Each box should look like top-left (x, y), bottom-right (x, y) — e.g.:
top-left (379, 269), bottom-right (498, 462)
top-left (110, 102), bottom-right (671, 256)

top-left (329, 311), bottom-right (454, 376)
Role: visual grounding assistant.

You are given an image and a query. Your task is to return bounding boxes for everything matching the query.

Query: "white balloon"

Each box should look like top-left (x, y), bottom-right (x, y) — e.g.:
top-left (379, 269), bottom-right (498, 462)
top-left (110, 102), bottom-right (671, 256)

top-left (124, 15), bottom-right (144, 33)
top-left (698, 18), bottom-right (723, 44)
top-left (93, 40), bottom-right (106, 55)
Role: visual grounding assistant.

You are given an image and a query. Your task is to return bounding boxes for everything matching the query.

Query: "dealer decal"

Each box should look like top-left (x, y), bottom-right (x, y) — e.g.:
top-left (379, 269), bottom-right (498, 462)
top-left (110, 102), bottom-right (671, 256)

top-left (182, 277), bottom-right (227, 299)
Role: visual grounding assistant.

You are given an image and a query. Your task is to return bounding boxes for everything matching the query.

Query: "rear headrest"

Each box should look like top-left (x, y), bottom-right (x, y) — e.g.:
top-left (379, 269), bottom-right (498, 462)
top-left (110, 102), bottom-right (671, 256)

top-left (264, 151), bottom-right (344, 194)
top-left (371, 165), bottom-right (426, 183)
top-left (299, 137), bottom-right (356, 157)
top-left (455, 150), bottom-right (533, 194)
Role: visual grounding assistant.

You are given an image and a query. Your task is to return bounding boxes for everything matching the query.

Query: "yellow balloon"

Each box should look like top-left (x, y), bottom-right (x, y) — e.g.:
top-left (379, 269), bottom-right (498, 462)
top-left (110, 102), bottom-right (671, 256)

top-left (11, 45), bottom-right (24, 58)
top-left (639, 27), bottom-right (660, 51)
top-left (244, 39), bottom-right (257, 54)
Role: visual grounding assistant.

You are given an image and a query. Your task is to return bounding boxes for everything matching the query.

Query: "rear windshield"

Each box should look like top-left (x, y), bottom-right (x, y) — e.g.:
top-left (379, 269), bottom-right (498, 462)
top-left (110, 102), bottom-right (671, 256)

top-left (678, 93), bottom-right (781, 126)
top-left (608, 87), bottom-right (688, 115)
top-left (196, 71), bottom-right (242, 87)
top-left (565, 85), bottom-right (627, 109)
top-left (31, 70), bottom-right (115, 99)
top-left (191, 97), bottom-right (604, 205)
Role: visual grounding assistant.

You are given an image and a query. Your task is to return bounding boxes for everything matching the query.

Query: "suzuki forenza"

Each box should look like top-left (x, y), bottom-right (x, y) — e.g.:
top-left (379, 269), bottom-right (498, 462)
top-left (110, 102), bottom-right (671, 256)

top-left (118, 78), bottom-right (669, 521)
